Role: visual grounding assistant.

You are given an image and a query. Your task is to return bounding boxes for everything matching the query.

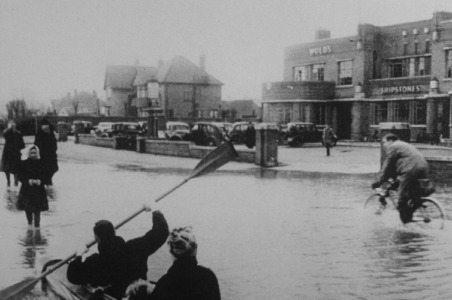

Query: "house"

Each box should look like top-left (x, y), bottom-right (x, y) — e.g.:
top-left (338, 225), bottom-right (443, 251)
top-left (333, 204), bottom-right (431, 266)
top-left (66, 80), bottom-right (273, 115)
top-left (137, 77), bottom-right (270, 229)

top-left (53, 90), bottom-right (104, 116)
top-left (262, 11), bottom-right (452, 141)
top-left (221, 99), bottom-right (261, 120)
top-left (104, 55), bottom-right (224, 120)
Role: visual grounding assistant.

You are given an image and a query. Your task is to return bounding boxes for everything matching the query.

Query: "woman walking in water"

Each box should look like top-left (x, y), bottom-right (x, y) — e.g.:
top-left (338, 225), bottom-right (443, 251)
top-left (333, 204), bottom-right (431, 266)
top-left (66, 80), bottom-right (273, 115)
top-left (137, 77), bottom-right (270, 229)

top-left (17, 145), bottom-right (48, 228)
top-left (1, 120), bottom-right (25, 187)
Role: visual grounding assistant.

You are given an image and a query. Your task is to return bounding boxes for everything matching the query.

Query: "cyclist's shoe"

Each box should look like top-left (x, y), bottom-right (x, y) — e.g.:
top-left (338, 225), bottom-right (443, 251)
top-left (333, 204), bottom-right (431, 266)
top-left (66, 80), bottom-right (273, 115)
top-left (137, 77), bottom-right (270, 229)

top-left (375, 204), bottom-right (386, 215)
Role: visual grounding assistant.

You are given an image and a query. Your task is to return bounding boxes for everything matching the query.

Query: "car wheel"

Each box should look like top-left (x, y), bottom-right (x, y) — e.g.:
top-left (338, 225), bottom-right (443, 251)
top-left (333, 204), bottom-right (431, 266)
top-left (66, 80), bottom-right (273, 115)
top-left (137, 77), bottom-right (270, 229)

top-left (205, 138), bottom-right (217, 147)
top-left (289, 137), bottom-right (303, 147)
top-left (170, 136), bottom-right (182, 141)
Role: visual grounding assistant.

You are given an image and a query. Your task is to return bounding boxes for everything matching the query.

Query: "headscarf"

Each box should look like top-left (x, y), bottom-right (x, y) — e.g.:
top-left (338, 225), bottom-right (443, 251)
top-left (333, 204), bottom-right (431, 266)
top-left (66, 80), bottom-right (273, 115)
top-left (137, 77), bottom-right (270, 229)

top-left (21, 145), bottom-right (40, 160)
top-left (168, 226), bottom-right (197, 258)
top-left (94, 220), bottom-right (116, 241)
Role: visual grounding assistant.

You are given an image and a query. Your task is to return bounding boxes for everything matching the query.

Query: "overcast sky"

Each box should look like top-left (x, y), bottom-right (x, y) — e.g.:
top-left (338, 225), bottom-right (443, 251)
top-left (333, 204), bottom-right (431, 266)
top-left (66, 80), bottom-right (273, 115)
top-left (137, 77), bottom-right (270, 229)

top-left (0, 0), bottom-right (451, 111)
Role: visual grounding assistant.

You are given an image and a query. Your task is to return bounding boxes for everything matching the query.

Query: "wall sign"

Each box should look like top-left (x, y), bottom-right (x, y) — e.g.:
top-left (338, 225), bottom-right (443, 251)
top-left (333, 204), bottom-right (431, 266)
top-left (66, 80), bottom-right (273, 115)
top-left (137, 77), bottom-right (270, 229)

top-left (380, 85), bottom-right (421, 94)
top-left (309, 46), bottom-right (332, 55)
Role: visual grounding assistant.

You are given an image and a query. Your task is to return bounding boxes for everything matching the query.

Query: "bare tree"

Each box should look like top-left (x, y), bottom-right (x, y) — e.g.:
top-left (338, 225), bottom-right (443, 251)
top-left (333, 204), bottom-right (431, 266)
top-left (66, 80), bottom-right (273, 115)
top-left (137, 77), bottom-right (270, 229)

top-left (6, 99), bottom-right (27, 119)
top-left (72, 100), bottom-right (79, 116)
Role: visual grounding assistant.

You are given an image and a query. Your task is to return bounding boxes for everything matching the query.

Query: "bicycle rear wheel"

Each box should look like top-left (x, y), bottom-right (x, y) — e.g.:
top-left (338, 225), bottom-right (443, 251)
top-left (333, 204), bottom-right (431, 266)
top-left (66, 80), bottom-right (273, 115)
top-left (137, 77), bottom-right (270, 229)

top-left (364, 193), bottom-right (386, 214)
top-left (412, 198), bottom-right (445, 230)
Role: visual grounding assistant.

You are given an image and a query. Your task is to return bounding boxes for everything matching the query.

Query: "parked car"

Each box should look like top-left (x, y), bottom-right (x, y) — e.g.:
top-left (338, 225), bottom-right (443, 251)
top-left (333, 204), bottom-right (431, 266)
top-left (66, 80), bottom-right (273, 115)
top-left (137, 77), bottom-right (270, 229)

top-left (284, 122), bottom-right (323, 147)
top-left (109, 122), bottom-right (144, 137)
top-left (71, 120), bottom-right (94, 134)
top-left (165, 121), bottom-right (190, 140)
top-left (96, 122), bottom-right (115, 135)
top-left (137, 121), bottom-right (148, 134)
top-left (227, 122), bottom-right (256, 144)
top-left (211, 122), bottom-right (233, 140)
top-left (183, 122), bottom-right (224, 146)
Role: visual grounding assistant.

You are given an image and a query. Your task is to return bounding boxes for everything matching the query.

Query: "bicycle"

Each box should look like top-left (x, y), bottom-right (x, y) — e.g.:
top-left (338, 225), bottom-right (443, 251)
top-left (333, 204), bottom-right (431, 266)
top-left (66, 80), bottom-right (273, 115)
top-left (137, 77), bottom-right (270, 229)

top-left (364, 180), bottom-right (446, 230)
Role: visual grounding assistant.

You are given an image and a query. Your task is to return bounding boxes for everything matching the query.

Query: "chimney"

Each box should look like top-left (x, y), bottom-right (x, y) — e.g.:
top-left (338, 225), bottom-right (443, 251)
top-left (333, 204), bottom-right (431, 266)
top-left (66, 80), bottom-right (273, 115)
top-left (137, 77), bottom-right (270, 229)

top-left (199, 54), bottom-right (206, 72)
top-left (315, 28), bottom-right (331, 40)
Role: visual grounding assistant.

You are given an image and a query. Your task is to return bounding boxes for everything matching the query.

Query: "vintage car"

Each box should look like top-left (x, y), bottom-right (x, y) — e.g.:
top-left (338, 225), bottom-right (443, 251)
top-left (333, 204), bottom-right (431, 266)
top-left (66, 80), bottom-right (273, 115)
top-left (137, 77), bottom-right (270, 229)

top-left (165, 121), bottom-right (190, 140)
top-left (108, 122), bottom-right (144, 137)
top-left (227, 122), bottom-right (256, 144)
top-left (182, 122), bottom-right (224, 147)
top-left (284, 122), bottom-right (323, 147)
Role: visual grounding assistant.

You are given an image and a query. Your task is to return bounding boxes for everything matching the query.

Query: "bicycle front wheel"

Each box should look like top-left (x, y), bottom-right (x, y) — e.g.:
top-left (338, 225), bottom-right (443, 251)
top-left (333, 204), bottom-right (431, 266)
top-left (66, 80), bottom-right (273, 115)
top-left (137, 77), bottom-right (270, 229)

top-left (364, 193), bottom-right (386, 213)
top-left (412, 198), bottom-right (446, 230)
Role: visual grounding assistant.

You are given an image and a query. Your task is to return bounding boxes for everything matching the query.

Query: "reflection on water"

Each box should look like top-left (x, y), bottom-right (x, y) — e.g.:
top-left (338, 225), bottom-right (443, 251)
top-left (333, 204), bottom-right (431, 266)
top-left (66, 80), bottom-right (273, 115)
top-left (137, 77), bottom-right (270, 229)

top-left (1, 161), bottom-right (452, 300)
top-left (19, 229), bottom-right (48, 269)
top-left (4, 189), bottom-right (19, 212)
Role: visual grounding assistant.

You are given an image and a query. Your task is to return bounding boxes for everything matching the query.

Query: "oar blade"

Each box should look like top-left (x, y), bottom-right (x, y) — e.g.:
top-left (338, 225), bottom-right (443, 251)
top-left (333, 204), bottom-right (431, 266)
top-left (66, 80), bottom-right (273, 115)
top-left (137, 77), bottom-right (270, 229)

top-left (190, 141), bottom-right (239, 179)
top-left (0, 277), bottom-right (39, 300)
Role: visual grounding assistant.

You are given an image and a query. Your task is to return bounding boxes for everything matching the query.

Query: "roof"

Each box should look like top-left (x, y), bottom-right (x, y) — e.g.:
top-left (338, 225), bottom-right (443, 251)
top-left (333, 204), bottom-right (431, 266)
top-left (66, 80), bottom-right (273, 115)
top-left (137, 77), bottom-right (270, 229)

top-left (133, 66), bottom-right (158, 86)
top-left (104, 65), bottom-right (137, 89)
top-left (156, 56), bottom-right (223, 85)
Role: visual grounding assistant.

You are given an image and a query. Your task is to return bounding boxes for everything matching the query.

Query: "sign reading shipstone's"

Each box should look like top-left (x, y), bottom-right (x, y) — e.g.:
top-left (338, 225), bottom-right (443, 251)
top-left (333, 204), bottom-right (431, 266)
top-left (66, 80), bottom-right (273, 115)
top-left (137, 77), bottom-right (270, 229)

top-left (309, 46), bottom-right (332, 55)
top-left (380, 85), bottom-right (421, 95)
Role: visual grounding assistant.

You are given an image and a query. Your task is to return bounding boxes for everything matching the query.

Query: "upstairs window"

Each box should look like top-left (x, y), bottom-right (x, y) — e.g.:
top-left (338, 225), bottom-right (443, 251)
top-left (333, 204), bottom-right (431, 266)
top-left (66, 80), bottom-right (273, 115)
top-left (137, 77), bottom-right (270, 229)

top-left (425, 40), bottom-right (430, 53)
top-left (338, 60), bottom-right (353, 85)
top-left (389, 59), bottom-right (403, 78)
top-left (447, 49), bottom-right (452, 78)
top-left (293, 63), bottom-right (325, 81)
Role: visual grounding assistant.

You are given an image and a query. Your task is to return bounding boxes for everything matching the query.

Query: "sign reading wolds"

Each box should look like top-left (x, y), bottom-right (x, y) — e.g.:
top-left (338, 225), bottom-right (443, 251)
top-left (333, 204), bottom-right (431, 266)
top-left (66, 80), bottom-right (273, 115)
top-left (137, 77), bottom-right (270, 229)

top-left (380, 85), bottom-right (422, 95)
top-left (309, 46), bottom-right (332, 55)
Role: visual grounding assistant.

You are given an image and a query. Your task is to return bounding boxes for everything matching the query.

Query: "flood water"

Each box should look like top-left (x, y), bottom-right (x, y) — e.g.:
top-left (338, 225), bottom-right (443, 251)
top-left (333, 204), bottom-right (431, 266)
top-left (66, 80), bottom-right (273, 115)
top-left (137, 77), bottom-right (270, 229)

top-left (1, 156), bottom-right (452, 300)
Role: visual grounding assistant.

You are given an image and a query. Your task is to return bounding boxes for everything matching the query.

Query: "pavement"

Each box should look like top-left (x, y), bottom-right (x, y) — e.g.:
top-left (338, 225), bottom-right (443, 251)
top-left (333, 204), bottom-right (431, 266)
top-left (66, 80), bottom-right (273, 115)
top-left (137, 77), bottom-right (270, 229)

top-left (4, 136), bottom-right (451, 175)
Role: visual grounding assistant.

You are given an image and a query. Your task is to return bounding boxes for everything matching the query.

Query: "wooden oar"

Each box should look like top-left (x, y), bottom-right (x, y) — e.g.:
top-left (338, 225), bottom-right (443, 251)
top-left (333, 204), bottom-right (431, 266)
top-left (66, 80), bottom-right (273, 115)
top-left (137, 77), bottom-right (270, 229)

top-left (0, 141), bottom-right (239, 300)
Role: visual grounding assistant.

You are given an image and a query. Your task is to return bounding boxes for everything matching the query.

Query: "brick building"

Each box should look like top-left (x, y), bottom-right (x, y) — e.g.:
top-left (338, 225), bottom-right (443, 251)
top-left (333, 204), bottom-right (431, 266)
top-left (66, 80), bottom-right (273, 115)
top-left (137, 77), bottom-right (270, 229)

top-left (104, 55), bottom-right (224, 120)
top-left (262, 12), bottom-right (452, 141)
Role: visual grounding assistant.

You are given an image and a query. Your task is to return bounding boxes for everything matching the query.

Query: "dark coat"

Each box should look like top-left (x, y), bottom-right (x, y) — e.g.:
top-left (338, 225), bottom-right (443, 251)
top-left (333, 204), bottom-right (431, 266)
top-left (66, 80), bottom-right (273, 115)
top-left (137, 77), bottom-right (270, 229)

top-left (378, 140), bottom-right (429, 200)
top-left (150, 256), bottom-right (221, 300)
top-left (244, 126), bottom-right (256, 148)
top-left (67, 211), bottom-right (169, 300)
top-left (34, 129), bottom-right (58, 184)
top-left (17, 158), bottom-right (49, 212)
top-left (1, 128), bottom-right (25, 173)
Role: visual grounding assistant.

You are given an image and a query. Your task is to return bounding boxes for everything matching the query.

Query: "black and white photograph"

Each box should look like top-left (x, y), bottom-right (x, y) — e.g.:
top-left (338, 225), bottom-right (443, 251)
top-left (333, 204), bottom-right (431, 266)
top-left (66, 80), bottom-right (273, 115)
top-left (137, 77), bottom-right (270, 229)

top-left (1, 0), bottom-right (452, 299)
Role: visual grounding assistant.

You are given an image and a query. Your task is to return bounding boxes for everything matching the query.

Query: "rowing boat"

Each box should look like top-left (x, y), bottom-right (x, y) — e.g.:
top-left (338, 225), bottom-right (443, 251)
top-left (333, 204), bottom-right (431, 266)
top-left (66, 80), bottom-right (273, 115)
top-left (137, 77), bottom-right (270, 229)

top-left (39, 257), bottom-right (116, 300)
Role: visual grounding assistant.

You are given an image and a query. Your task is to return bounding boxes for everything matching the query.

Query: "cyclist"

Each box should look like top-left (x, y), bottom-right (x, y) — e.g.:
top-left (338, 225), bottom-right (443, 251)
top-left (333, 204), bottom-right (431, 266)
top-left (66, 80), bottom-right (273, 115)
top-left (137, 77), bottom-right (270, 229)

top-left (371, 133), bottom-right (432, 223)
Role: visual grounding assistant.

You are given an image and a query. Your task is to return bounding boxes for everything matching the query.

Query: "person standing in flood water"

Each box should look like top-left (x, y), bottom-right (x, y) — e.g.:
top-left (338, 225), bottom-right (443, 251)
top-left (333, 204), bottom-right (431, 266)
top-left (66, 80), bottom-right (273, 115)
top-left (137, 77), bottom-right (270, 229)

top-left (1, 120), bottom-right (25, 187)
top-left (34, 118), bottom-right (58, 187)
top-left (17, 145), bottom-right (49, 228)
top-left (322, 124), bottom-right (336, 156)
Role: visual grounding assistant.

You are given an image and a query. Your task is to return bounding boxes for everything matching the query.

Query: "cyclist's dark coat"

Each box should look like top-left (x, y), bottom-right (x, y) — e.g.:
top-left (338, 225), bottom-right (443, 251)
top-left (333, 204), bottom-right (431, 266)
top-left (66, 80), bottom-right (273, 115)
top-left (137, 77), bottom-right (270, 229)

top-left (378, 140), bottom-right (429, 200)
top-left (67, 211), bottom-right (169, 300)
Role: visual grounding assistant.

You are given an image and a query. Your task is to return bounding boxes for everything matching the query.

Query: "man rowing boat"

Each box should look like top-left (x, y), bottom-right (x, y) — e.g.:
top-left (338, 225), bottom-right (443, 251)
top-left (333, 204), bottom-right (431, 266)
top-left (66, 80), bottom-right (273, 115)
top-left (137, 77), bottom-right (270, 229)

top-left (67, 207), bottom-right (169, 300)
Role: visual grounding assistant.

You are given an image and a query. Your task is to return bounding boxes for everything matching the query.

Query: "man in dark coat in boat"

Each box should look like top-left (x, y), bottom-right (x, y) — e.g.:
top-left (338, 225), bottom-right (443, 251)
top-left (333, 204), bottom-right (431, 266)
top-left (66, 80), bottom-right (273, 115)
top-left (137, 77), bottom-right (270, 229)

top-left (148, 226), bottom-right (221, 300)
top-left (67, 208), bottom-right (169, 300)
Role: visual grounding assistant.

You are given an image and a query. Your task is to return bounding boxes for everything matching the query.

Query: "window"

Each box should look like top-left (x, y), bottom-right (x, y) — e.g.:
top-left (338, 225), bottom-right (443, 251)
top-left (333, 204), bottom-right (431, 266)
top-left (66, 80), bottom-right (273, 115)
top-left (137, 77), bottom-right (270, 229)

top-left (414, 41), bottom-right (418, 55)
top-left (389, 60), bottom-right (403, 78)
top-left (137, 86), bottom-right (146, 98)
top-left (210, 110), bottom-right (218, 118)
top-left (425, 40), bottom-right (430, 53)
top-left (294, 66), bottom-right (307, 81)
top-left (374, 103), bottom-right (388, 124)
top-left (447, 50), bottom-right (452, 78)
top-left (413, 101), bottom-right (426, 124)
top-left (394, 102), bottom-right (409, 122)
top-left (293, 64), bottom-right (325, 81)
top-left (403, 43), bottom-right (408, 55)
top-left (197, 110), bottom-right (203, 118)
top-left (168, 109), bottom-right (174, 118)
top-left (338, 60), bottom-right (352, 85)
